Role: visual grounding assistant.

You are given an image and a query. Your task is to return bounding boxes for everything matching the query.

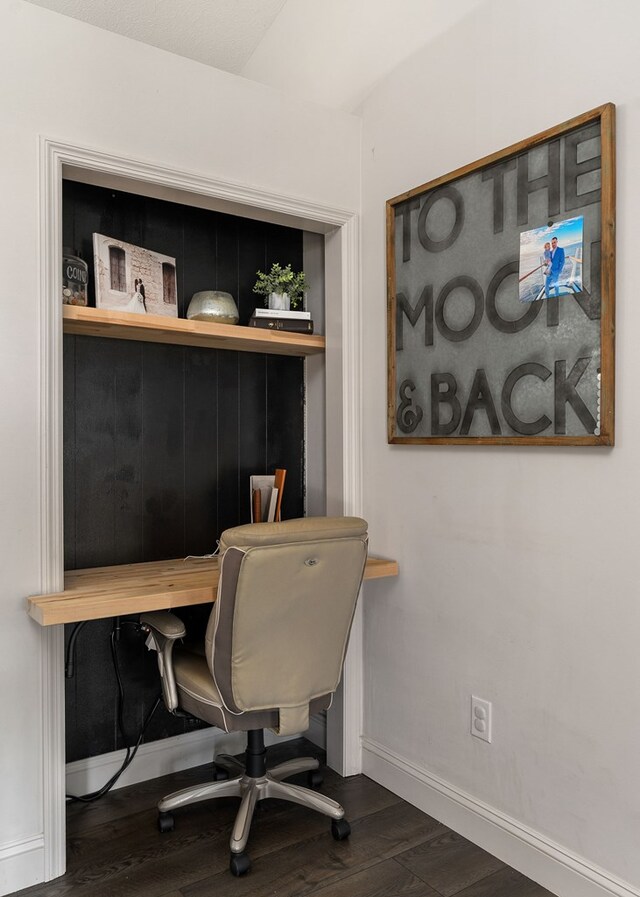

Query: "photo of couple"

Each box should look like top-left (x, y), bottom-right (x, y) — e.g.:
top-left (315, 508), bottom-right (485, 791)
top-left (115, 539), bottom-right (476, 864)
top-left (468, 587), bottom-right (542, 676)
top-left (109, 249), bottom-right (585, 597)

top-left (518, 216), bottom-right (584, 303)
top-left (125, 278), bottom-right (147, 314)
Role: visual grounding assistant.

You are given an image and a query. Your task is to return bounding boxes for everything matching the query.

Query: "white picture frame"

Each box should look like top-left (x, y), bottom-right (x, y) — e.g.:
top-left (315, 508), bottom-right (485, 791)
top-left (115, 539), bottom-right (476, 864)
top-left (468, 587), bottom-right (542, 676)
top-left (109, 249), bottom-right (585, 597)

top-left (92, 232), bottom-right (178, 317)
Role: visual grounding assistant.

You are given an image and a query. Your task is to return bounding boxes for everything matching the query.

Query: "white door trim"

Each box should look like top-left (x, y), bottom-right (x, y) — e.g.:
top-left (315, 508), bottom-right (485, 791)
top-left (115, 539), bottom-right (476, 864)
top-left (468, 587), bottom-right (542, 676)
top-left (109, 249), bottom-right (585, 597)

top-left (38, 137), bottom-right (363, 880)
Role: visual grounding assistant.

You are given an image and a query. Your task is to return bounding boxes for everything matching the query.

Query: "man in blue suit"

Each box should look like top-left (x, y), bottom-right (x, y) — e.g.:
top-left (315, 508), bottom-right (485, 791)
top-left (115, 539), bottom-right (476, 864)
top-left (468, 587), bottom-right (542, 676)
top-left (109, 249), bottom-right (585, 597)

top-left (545, 236), bottom-right (565, 298)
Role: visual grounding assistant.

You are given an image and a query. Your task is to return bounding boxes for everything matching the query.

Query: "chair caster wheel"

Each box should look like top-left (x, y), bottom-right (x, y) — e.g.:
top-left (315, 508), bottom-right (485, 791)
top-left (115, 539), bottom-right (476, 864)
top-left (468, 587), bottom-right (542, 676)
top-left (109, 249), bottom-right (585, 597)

top-left (230, 851), bottom-right (251, 876)
top-left (331, 817), bottom-right (351, 841)
top-left (158, 811), bottom-right (174, 833)
top-left (307, 769), bottom-right (323, 789)
top-left (214, 766), bottom-right (229, 781)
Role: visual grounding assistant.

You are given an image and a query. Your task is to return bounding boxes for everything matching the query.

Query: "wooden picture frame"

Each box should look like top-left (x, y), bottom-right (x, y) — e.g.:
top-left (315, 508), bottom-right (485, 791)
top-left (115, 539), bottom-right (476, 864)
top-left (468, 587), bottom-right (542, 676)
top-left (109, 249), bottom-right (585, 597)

top-left (387, 104), bottom-right (615, 445)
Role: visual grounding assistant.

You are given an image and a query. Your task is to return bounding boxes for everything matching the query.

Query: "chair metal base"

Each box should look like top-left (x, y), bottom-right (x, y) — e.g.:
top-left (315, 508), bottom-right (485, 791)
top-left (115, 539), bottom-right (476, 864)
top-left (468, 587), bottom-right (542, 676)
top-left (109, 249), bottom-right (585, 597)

top-left (158, 755), bottom-right (344, 855)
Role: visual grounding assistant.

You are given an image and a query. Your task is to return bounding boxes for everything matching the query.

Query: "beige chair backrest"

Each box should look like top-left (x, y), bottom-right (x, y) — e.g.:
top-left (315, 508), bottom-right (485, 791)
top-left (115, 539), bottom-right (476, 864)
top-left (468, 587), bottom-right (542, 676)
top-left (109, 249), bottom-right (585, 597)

top-left (206, 517), bottom-right (368, 736)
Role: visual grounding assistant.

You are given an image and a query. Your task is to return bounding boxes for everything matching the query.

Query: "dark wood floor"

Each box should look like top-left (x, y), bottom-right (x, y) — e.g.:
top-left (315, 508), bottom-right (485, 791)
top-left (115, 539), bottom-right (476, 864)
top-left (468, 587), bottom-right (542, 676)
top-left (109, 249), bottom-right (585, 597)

top-left (15, 740), bottom-right (554, 897)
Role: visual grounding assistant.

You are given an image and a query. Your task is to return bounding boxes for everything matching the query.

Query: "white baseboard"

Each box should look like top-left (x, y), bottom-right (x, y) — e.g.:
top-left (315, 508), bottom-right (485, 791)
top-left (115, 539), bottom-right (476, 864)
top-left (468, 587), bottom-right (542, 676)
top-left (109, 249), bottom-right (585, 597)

top-left (66, 727), bottom-right (296, 797)
top-left (0, 835), bottom-right (45, 896)
top-left (362, 738), bottom-right (639, 897)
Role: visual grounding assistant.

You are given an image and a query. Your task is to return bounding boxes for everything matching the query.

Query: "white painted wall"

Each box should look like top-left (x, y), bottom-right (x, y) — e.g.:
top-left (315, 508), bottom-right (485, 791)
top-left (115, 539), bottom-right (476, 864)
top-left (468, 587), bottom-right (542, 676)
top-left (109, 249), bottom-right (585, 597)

top-left (6, 0), bottom-right (639, 892)
top-left (0, 2), bottom-right (359, 892)
top-left (360, 0), bottom-right (640, 894)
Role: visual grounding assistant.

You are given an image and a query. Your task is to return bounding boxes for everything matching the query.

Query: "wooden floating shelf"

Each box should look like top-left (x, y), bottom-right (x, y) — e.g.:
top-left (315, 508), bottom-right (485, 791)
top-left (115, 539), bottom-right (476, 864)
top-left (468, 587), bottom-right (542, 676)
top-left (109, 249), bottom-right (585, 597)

top-left (63, 306), bottom-right (325, 357)
top-left (27, 555), bottom-right (399, 626)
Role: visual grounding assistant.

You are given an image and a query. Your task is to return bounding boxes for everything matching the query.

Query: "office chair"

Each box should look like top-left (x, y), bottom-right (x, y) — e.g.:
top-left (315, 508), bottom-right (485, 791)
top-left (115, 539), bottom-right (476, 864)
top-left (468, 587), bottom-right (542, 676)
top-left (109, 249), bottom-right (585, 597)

top-left (141, 515), bottom-right (368, 876)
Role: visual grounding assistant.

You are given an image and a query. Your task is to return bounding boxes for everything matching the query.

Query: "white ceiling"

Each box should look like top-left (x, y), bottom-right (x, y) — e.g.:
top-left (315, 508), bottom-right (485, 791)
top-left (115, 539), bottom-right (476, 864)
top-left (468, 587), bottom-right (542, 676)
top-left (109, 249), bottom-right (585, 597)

top-left (23, 0), bottom-right (289, 74)
top-left (24, 0), bottom-right (484, 111)
top-left (241, 0), bottom-right (484, 112)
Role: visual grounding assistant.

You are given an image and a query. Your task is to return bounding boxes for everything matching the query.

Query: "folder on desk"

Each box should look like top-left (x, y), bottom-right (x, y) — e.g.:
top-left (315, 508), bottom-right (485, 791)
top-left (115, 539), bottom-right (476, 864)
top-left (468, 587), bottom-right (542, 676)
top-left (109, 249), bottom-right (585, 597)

top-left (250, 469), bottom-right (286, 523)
top-left (250, 475), bottom-right (277, 522)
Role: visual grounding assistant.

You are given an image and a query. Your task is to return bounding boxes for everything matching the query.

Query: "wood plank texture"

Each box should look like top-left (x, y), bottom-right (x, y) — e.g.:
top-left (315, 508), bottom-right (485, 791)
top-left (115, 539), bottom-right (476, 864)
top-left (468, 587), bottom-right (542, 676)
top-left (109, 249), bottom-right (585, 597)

top-left (28, 556), bottom-right (399, 625)
top-left (396, 830), bottom-right (505, 896)
top-left (17, 740), bottom-right (553, 897)
top-left (61, 180), bottom-right (310, 759)
top-left (63, 306), bottom-right (325, 357)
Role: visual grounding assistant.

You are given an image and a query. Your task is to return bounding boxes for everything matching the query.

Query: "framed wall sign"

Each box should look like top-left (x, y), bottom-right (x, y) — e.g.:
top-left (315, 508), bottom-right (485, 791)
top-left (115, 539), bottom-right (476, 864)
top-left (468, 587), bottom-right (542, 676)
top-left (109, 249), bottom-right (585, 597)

top-left (387, 104), bottom-right (615, 445)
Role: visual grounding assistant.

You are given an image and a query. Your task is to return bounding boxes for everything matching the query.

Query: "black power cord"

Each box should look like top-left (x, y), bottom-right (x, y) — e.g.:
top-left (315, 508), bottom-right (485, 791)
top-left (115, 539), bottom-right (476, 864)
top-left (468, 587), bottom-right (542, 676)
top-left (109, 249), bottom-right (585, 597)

top-left (66, 619), bottom-right (162, 803)
top-left (65, 620), bottom-right (88, 678)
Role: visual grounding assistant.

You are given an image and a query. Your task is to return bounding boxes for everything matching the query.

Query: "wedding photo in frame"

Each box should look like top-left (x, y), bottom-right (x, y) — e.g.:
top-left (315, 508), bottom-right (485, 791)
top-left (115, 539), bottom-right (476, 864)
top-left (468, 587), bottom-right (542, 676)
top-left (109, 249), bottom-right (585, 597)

top-left (386, 104), bottom-right (615, 446)
top-left (93, 232), bottom-right (178, 317)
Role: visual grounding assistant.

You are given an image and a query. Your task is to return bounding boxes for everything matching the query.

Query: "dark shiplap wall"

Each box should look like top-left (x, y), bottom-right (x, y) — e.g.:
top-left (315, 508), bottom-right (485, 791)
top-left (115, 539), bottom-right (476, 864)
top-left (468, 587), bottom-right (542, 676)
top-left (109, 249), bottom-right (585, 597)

top-left (63, 180), bottom-right (305, 761)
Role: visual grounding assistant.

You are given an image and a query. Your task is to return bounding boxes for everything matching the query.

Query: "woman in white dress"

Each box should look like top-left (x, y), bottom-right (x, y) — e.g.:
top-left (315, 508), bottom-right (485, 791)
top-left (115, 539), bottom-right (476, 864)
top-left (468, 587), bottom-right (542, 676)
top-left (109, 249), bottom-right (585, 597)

top-left (125, 278), bottom-right (147, 314)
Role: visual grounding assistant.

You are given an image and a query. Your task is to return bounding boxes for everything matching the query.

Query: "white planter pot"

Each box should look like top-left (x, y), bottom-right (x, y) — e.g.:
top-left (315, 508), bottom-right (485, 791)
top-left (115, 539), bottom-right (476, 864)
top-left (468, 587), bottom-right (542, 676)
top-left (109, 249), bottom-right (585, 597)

top-left (268, 291), bottom-right (290, 311)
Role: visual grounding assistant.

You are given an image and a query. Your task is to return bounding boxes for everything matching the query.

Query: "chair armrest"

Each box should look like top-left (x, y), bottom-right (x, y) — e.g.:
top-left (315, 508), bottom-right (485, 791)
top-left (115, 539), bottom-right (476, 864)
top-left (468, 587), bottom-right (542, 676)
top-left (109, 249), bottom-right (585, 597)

top-left (140, 612), bottom-right (186, 711)
top-left (140, 611), bottom-right (186, 639)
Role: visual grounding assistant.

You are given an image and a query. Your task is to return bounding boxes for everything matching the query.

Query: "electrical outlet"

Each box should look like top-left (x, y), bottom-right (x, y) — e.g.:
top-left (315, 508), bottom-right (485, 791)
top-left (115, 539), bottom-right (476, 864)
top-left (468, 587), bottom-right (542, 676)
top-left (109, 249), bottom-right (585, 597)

top-left (471, 696), bottom-right (492, 743)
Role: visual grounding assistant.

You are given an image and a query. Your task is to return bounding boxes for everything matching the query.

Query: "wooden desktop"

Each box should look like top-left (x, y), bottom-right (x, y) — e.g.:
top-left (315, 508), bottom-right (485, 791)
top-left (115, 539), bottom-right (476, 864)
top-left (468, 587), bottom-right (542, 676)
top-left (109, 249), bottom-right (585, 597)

top-left (28, 555), bottom-right (399, 626)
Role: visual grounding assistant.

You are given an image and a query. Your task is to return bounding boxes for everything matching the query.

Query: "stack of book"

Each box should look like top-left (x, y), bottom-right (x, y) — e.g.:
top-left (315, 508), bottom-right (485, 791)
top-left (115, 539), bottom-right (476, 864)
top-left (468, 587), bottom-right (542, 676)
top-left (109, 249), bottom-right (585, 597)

top-left (250, 468), bottom-right (286, 523)
top-left (248, 308), bottom-right (313, 334)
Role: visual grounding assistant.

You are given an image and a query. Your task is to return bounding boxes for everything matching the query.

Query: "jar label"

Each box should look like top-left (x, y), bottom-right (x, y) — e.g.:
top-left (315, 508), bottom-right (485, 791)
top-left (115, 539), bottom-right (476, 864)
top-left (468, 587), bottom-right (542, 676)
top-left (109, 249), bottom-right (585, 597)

top-left (64, 262), bottom-right (88, 285)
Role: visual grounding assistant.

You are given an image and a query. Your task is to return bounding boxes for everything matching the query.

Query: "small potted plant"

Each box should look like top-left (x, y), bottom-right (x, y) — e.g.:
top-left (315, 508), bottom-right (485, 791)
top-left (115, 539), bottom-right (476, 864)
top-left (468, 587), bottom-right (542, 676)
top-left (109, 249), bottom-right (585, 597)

top-left (253, 263), bottom-right (308, 311)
